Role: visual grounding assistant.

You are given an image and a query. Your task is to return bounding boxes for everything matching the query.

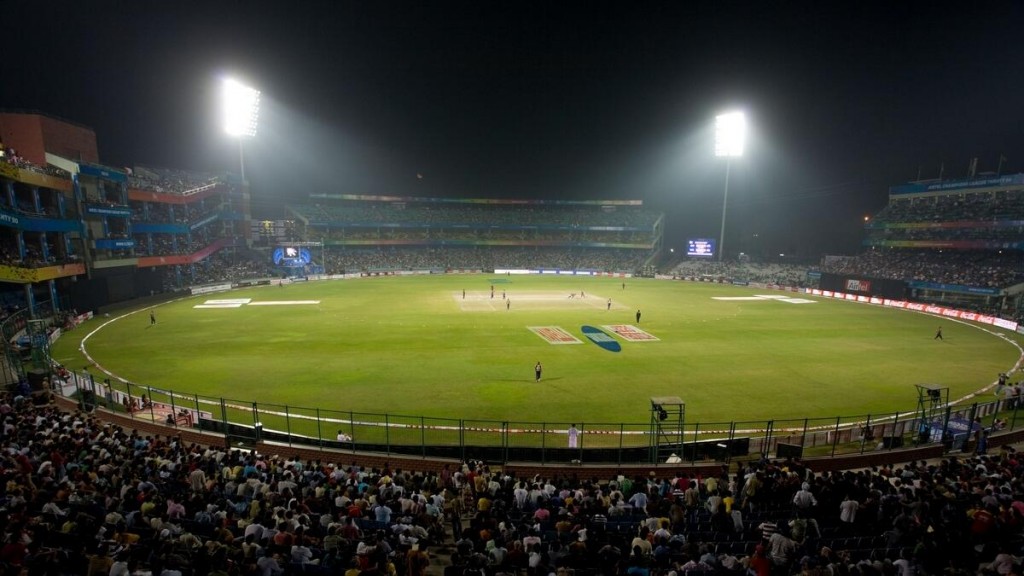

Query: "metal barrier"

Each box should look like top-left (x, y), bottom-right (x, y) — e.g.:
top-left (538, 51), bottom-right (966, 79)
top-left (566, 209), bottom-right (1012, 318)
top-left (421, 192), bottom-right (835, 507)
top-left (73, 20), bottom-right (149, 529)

top-left (0, 299), bottom-right (65, 382)
top-left (56, 371), bottom-right (1021, 464)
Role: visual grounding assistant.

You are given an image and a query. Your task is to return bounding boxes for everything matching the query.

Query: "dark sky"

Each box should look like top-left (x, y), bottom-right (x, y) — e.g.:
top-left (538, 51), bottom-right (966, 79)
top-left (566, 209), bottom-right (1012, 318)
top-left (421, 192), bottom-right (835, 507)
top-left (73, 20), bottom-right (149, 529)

top-left (2, 1), bottom-right (1023, 258)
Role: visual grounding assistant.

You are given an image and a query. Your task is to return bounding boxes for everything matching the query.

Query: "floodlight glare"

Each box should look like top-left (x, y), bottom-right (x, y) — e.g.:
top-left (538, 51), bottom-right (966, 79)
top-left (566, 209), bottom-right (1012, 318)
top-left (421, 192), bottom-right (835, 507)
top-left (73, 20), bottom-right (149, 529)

top-left (714, 111), bottom-right (746, 262)
top-left (222, 78), bottom-right (261, 137)
top-left (715, 111), bottom-right (746, 157)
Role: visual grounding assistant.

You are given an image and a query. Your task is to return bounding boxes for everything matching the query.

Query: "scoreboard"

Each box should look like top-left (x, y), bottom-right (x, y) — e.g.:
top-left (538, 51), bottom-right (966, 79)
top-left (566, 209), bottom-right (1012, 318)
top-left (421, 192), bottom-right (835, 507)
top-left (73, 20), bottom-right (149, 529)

top-left (686, 238), bottom-right (716, 257)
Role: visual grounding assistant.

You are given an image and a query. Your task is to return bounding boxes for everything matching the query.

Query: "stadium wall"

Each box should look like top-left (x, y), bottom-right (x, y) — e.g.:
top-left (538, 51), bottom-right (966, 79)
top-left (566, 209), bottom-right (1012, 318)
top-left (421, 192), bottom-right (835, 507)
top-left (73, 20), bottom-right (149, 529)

top-left (64, 267), bottom-right (166, 312)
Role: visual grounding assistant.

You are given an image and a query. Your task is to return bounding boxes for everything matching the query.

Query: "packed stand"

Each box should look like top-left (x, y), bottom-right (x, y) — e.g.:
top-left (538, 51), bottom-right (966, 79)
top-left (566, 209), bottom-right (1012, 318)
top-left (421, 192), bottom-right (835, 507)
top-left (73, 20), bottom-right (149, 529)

top-left (0, 394), bottom-right (440, 575)
top-left (867, 190), bottom-right (1024, 245)
top-left (160, 252), bottom-right (275, 290)
top-left (128, 167), bottom-right (222, 196)
top-left (435, 451), bottom-right (1024, 576)
top-left (874, 190), bottom-right (1024, 225)
top-left (289, 201), bottom-right (658, 274)
top-left (4, 392), bottom-right (1024, 574)
top-left (130, 204), bottom-right (215, 226)
top-left (821, 250), bottom-right (1024, 289)
top-left (310, 229), bottom-right (653, 247)
top-left (0, 234), bottom-right (77, 269)
top-left (134, 235), bottom-right (210, 258)
top-left (0, 147), bottom-right (71, 180)
top-left (321, 247), bottom-right (647, 274)
top-left (669, 261), bottom-right (814, 288)
top-left (289, 202), bottom-right (660, 230)
top-left (192, 254), bottom-right (275, 285)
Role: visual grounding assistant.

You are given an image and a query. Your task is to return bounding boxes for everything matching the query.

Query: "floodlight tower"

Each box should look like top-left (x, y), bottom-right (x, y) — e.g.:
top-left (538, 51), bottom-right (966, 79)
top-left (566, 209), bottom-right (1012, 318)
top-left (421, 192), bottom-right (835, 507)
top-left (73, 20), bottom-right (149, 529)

top-left (714, 111), bottom-right (746, 262)
top-left (222, 78), bottom-right (261, 184)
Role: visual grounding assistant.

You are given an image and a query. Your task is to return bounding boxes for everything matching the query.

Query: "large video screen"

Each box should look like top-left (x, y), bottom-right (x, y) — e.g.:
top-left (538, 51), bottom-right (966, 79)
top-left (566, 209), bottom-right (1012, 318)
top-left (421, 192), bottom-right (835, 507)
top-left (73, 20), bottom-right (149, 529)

top-left (687, 238), bottom-right (716, 257)
top-left (273, 246), bottom-right (312, 266)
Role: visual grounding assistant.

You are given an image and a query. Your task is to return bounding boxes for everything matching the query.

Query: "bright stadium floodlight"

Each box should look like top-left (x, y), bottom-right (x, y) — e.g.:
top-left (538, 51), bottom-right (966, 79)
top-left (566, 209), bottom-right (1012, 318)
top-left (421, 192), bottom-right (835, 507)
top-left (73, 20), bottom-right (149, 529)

top-left (715, 111), bottom-right (746, 158)
top-left (222, 78), bottom-right (261, 137)
top-left (714, 111), bottom-right (745, 262)
top-left (222, 78), bottom-right (261, 184)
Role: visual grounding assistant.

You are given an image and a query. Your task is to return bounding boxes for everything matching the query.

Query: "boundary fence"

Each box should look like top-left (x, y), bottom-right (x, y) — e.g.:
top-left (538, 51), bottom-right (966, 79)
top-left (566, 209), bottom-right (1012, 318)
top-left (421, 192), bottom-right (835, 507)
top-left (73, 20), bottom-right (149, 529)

top-left (57, 369), bottom-right (1023, 465)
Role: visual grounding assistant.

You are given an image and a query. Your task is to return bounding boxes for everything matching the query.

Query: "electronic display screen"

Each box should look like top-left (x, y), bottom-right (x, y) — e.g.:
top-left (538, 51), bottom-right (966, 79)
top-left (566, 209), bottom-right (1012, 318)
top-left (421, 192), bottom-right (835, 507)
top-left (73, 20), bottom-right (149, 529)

top-left (687, 238), bottom-right (716, 257)
top-left (273, 246), bottom-right (312, 266)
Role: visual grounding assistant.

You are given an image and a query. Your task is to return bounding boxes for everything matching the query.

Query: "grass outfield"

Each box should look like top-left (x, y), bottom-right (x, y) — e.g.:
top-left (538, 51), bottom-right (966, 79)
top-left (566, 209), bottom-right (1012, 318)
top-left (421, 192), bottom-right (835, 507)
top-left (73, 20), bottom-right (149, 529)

top-left (51, 275), bottom-right (1022, 431)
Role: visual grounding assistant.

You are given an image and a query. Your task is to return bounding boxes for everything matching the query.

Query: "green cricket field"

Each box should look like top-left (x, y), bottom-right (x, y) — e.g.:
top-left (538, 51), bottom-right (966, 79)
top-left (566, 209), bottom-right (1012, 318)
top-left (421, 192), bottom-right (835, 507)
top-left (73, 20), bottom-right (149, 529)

top-left (50, 275), bottom-right (1022, 433)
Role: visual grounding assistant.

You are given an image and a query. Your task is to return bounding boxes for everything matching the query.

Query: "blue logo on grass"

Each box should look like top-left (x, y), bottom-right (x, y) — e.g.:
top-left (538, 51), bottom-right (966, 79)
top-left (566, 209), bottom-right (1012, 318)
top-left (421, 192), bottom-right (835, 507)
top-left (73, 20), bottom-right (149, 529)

top-left (581, 325), bottom-right (621, 352)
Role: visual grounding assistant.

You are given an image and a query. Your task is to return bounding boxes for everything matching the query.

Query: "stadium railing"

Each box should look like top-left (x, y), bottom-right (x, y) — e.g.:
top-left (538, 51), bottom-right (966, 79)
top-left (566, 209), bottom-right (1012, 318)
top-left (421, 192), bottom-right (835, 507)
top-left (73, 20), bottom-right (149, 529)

top-left (56, 369), bottom-right (1022, 465)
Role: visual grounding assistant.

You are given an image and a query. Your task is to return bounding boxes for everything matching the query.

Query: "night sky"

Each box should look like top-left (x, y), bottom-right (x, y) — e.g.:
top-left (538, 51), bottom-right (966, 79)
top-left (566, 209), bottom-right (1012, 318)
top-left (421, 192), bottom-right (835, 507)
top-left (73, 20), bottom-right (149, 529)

top-left (2, 1), bottom-right (1023, 258)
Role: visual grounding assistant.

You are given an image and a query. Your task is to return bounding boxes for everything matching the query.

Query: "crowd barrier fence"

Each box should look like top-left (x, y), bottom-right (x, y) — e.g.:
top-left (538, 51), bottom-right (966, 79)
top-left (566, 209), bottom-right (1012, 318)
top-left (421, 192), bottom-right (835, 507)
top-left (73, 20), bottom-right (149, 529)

top-left (57, 370), bottom-right (1021, 465)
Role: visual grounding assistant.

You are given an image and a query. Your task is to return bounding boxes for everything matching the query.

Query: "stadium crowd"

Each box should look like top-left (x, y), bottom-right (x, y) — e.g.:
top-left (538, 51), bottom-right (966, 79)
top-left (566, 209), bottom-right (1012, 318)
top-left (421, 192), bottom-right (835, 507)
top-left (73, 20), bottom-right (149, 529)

top-left (0, 198), bottom-right (62, 220)
top-left (0, 157), bottom-right (246, 277)
top-left (0, 235), bottom-right (77, 269)
top-left (668, 261), bottom-right (813, 288)
top-left (149, 245), bottom-right (645, 292)
top-left (0, 161), bottom-right (67, 220)
top-left (289, 203), bottom-right (660, 229)
top-left (830, 189), bottom-right (1024, 300)
top-left (321, 247), bottom-right (647, 274)
top-left (132, 236), bottom-right (201, 258)
top-left (874, 191), bottom-right (1024, 225)
top-left (871, 227), bottom-right (1024, 243)
top-left (433, 451), bottom-right (1024, 576)
top-left (161, 253), bottom-right (275, 289)
top-left (820, 250), bottom-right (1024, 289)
top-left (128, 167), bottom-right (221, 196)
top-left (1, 391), bottom-right (1024, 575)
top-left (0, 150), bottom-right (71, 180)
top-left (130, 205), bottom-right (212, 226)
top-left (308, 229), bottom-right (652, 246)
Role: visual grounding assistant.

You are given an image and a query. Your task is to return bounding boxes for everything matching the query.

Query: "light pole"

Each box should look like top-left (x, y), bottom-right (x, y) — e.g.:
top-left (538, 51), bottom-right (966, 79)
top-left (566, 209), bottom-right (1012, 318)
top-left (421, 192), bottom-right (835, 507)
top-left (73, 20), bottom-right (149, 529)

top-left (714, 111), bottom-right (745, 262)
top-left (222, 78), bottom-right (261, 183)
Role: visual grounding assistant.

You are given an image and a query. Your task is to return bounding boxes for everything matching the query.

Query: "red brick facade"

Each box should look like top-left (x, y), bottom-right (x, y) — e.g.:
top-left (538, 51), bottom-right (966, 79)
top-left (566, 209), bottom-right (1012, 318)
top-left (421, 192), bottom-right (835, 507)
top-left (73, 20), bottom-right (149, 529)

top-left (0, 112), bottom-right (99, 165)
